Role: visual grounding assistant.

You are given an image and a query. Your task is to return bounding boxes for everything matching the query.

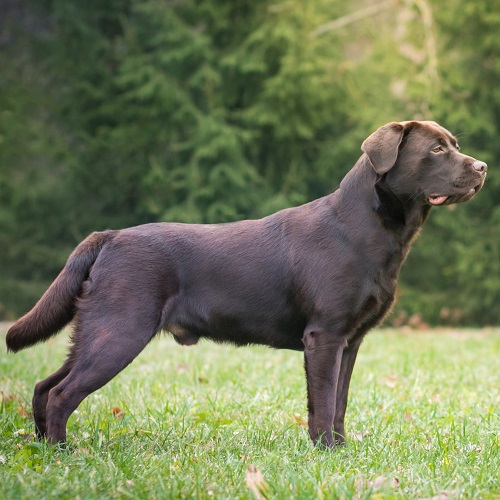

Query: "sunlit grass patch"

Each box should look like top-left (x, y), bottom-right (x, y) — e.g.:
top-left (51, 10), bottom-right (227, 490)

top-left (1, 327), bottom-right (499, 498)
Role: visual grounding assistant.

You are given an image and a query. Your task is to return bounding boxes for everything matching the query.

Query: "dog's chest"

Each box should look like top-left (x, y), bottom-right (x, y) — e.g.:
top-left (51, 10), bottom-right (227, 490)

top-left (373, 260), bottom-right (400, 302)
top-left (351, 253), bottom-right (403, 334)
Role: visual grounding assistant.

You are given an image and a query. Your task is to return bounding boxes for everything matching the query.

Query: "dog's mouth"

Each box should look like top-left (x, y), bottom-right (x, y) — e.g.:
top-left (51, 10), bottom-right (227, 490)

top-left (428, 183), bottom-right (483, 206)
top-left (428, 195), bottom-right (448, 205)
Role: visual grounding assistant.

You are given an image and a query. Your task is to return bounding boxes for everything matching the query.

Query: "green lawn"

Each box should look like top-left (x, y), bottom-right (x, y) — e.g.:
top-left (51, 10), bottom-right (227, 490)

top-left (1, 326), bottom-right (499, 499)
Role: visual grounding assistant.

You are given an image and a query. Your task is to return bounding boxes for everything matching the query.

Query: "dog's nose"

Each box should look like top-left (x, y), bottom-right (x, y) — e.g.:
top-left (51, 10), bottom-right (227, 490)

top-left (473, 160), bottom-right (487, 173)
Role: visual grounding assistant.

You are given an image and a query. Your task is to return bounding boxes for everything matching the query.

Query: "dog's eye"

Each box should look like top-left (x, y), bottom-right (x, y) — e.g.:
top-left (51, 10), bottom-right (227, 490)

top-left (432, 146), bottom-right (444, 153)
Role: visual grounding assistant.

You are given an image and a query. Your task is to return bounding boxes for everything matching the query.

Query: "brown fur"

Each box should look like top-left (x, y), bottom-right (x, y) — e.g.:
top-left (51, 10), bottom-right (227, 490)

top-left (6, 121), bottom-right (487, 447)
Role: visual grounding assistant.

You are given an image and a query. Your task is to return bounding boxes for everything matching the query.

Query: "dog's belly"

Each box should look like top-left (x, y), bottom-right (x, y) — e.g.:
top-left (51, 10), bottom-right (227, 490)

top-left (164, 297), bottom-right (307, 351)
top-left (167, 324), bottom-right (306, 350)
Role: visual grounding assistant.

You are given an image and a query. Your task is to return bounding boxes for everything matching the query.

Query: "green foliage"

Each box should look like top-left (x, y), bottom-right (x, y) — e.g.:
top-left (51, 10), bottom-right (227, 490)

top-left (0, 0), bottom-right (499, 324)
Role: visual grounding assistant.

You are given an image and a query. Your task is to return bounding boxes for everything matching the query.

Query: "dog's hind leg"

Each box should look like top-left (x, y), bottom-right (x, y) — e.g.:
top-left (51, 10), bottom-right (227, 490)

top-left (44, 317), bottom-right (157, 444)
top-left (33, 360), bottom-right (73, 440)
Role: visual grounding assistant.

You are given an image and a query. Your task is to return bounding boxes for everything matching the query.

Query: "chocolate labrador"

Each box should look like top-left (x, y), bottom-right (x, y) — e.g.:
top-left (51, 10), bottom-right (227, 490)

top-left (6, 121), bottom-right (487, 447)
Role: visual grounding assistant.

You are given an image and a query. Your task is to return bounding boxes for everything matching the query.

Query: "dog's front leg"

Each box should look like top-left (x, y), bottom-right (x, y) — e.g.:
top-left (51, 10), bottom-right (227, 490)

top-left (333, 337), bottom-right (363, 445)
top-left (303, 328), bottom-right (347, 448)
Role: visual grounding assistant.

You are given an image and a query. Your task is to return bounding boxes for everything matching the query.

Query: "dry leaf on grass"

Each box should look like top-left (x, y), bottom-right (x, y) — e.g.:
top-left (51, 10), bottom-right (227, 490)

top-left (0, 392), bottom-right (21, 403)
top-left (384, 374), bottom-right (398, 388)
top-left (112, 407), bottom-right (124, 419)
top-left (293, 413), bottom-right (308, 426)
top-left (245, 464), bottom-right (269, 500)
top-left (18, 406), bottom-right (28, 417)
top-left (1, 392), bottom-right (28, 416)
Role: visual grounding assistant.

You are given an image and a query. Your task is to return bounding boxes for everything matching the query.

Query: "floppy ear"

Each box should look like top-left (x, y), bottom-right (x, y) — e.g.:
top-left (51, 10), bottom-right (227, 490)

top-left (361, 122), bottom-right (405, 174)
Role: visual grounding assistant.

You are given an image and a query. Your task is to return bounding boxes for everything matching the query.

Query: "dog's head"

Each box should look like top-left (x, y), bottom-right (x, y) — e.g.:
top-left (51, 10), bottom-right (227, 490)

top-left (361, 121), bottom-right (487, 206)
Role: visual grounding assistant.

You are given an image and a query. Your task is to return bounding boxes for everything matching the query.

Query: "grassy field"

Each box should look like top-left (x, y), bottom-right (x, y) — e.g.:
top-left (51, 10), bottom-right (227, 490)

top-left (1, 325), bottom-right (499, 499)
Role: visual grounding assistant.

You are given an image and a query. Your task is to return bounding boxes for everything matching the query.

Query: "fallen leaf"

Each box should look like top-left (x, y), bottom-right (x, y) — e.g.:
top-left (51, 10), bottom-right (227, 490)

top-left (390, 477), bottom-right (400, 489)
top-left (293, 413), bottom-right (308, 427)
top-left (245, 464), bottom-right (268, 500)
top-left (384, 374), bottom-right (397, 388)
top-left (372, 476), bottom-right (386, 489)
top-left (1, 393), bottom-right (21, 403)
top-left (112, 407), bottom-right (124, 419)
top-left (354, 432), bottom-right (364, 442)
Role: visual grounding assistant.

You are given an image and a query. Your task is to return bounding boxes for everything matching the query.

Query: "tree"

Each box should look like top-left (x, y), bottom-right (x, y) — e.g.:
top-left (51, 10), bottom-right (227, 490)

top-left (1, 0), bottom-right (499, 324)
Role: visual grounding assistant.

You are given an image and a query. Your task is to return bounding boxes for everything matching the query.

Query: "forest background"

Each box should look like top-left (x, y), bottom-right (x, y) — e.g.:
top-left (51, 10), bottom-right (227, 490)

top-left (0, 0), bottom-right (499, 326)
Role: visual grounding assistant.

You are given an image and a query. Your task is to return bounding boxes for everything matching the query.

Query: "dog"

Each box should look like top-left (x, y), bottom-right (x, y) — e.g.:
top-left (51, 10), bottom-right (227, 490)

top-left (6, 121), bottom-right (487, 447)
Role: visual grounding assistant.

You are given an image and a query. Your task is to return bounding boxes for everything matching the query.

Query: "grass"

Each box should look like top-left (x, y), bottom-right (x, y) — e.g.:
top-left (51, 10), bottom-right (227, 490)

top-left (1, 325), bottom-right (499, 499)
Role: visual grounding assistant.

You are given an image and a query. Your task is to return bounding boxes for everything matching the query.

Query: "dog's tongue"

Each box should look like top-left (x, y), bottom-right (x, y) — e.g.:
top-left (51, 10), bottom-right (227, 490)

top-left (428, 195), bottom-right (448, 205)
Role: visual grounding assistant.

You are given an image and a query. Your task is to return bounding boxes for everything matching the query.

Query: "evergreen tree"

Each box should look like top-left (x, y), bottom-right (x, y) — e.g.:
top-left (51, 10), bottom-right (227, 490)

top-left (1, 0), bottom-right (499, 324)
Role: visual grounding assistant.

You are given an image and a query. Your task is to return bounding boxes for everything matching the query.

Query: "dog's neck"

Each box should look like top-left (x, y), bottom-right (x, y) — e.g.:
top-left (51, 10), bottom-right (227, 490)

top-left (339, 156), bottom-right (431, 248)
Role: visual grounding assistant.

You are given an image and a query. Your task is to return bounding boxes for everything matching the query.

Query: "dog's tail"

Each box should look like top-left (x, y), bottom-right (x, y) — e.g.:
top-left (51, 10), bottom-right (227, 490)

top-left (6, 230), bottom-right (114, 353)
